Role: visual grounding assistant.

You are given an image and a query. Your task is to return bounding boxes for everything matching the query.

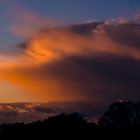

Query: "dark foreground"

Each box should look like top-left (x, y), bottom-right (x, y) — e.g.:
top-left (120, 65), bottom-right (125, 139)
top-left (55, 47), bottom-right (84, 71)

top-left (1, 101), bottom-right (140, 136)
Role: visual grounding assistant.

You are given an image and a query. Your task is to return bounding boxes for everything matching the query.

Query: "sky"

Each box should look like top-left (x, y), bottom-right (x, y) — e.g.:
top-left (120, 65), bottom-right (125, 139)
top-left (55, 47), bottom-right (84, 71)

top-left (0, 0), bottom-right (140, 123)
top-left (18, 0), bottom-right (140, 18)
top-left (0, 0), bottom-right (140, 43)
top-left (20, 0), bottom-right (140, 21)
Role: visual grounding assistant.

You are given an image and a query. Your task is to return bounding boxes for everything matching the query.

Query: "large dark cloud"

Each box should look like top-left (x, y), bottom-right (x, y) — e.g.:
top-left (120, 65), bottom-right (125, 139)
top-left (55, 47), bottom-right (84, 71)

top-left (1, 20), bottom-right (140, 121)
top-left (26, 20), bottom-right (140, 107)
top-left (44, 54), bottom-right (140, 102)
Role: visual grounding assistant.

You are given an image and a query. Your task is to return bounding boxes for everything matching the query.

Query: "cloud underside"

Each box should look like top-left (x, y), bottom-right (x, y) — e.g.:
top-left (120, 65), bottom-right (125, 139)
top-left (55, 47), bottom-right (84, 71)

top-left (0, 21), bottom-right (140, 104)
top-left (0, 102), bottom-right (100, 124)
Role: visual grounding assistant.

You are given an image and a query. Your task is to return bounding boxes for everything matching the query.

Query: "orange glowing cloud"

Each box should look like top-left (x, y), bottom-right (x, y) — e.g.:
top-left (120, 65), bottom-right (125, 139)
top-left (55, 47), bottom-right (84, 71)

top-left (2, 26), bottom-right (140, 69)
top-left (22, 27), bottom-right (140, 63)
top-left (1, 21), bottom-right (140, 103)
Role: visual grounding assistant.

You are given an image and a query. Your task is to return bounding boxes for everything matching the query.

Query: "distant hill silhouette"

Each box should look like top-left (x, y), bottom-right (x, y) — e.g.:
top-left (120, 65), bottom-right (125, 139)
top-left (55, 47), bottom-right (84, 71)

top-left (0, 113), bottom-right (97, 136)
top-left (1, 101), bottom-right (140, 136)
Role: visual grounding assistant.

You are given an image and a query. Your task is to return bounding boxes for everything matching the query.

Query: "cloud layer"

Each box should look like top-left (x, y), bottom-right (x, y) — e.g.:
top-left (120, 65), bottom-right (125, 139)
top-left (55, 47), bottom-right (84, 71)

top-left (0, 102), bottom-right (100, 124)
top-left (0, 20), bottom-right (140, 106)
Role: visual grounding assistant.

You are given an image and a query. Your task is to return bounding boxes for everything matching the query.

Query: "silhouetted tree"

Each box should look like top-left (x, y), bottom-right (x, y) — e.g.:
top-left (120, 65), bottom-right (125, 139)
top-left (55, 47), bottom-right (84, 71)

top-left (98, 101), bottom-right (138, 128)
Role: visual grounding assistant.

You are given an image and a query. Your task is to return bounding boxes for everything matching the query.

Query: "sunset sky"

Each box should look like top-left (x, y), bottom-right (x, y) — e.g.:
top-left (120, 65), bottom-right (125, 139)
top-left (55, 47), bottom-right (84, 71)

top-left (0, 0), bottom-right (140, 43)
top-left (0, 0), bottom-right (140, 123)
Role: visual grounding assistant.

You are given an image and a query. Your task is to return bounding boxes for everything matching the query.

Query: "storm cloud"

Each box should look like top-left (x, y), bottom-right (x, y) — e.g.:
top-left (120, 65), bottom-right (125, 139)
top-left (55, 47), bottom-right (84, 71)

top-left (0, 20), bottom-right (140, 107)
